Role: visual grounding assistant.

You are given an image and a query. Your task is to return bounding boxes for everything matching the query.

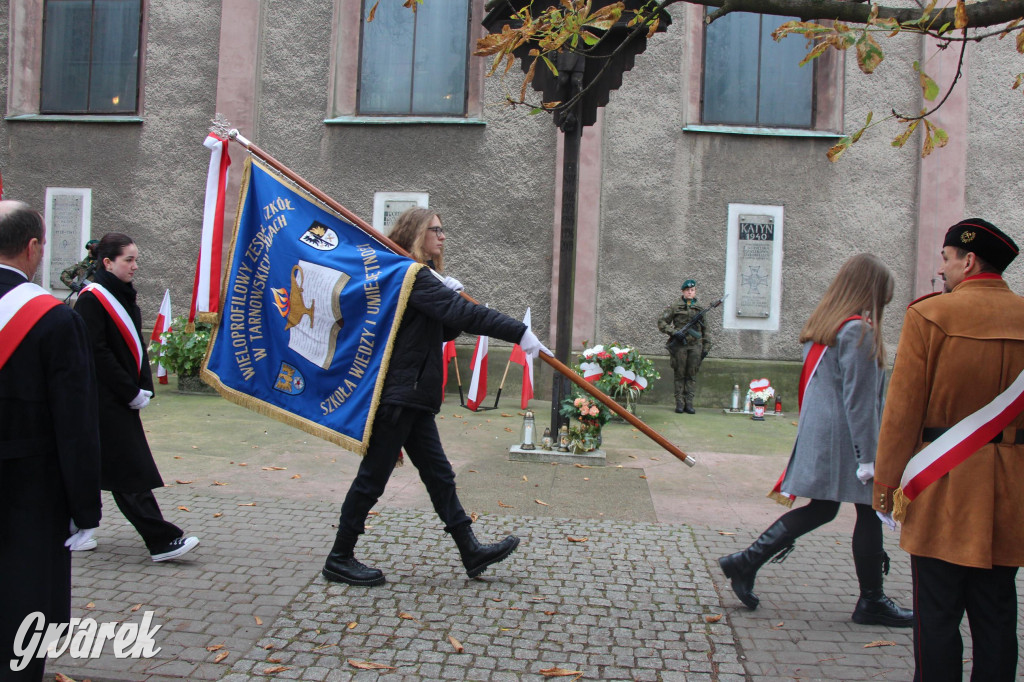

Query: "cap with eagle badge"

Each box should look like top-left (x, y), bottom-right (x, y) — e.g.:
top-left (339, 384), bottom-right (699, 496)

top-left (681, 279), bottom-right (696, 289)
top-left (943, 218), bottom-right (1019, 272)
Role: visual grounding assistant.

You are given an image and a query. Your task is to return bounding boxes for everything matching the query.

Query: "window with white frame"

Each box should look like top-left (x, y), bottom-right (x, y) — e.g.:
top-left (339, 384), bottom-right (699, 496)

top-left (701, 10), bottom-right (815, 128)
top-left (40, 0), bottom-right (142, 114)
top-left (357, 0), bottom-right (470, 116)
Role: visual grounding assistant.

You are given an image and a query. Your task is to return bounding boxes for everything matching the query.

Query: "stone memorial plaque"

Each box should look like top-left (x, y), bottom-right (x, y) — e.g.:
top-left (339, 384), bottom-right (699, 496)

top-left (736, 214), bottom-right (774, 318)
top-left (44, 188), bottom-right (92, 291)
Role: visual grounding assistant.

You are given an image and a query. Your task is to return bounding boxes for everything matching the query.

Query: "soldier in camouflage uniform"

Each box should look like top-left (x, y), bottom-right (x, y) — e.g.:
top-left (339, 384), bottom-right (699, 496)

top-left (658, 279), bottom-right (712, 414)
top-left (60, 239), bottom-right (99, 292)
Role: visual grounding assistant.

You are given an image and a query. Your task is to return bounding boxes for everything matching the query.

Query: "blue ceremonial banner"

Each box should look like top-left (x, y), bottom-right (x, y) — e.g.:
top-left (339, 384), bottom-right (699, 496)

top-left (202, 158), bottom-right (420, 454)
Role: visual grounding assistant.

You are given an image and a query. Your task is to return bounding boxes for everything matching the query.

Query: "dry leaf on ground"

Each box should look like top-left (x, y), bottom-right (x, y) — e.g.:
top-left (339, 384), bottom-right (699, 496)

top-left (54, 674), bottom-right (77, 682)
top-left (567, 536), bottom-right (588, 543)
top-left (238, 502), bottom-right (256, 507)
top-left (347, 622), bottom-right (358, 629)
top-left (864, 640), bottom-right (896, 648)
top-left (718, 531), bottom-right (735, 536)
top-left (348, 659), bottom-right (396, 670)
top-left (206, 644), bottom-right (225, 652)
top-left (213, 651), bottom-right (229, 663)
top-left (212, 481), bottom-right (227, 486)
top-left (177, 506), bottom-right (190, 512)
top-left (130, 604), bottom-right (142, 612)
top-left (213, 513), bottom-right (222, 518)
top-left (175, 480), bottom-right (193, 485)
top-left (705, 614), bottom-right (723, 623)
top-left (497, 500), bottom-right (514, 508)
top-left (540, 667), bottom-right (583, 677)
top-left (254, 616), bottom-right (263, 625)
top-left (535, 499), bottom-right (549, 506)
top-left (448, 635), bottom-right (464, 653)
top-left (263, 665), bottom-right (290, 674)
top-left (262, 466), bottom-right (287, 471)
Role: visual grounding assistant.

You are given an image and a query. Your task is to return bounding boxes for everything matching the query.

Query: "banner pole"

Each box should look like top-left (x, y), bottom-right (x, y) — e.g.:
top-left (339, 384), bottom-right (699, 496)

top-left (492, 354), bottom-right (515, 409)
top-left (224, 130), bottom-right (696, 468)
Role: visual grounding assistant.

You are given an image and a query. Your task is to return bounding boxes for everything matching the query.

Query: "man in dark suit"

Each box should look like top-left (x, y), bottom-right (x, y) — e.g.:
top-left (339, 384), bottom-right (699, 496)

top-left (0, 200), bottom-right (102, 682)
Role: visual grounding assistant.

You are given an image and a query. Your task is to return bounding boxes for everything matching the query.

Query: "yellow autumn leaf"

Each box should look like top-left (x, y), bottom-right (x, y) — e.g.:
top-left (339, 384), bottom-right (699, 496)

top-left (864, 640), bottom-right (897, 648)
top-left (254, 616), bottom-right (263, 625)
top-left (954, 0), bottom-right (968, 30)
top-left (207, 644), bottom-right (225, 652)
top-left (540, 667), bottom-right (584, 677)
top-left (177, 506), bottom-right (190, 512)
top-left (348, 622), bottom-right (357, 629)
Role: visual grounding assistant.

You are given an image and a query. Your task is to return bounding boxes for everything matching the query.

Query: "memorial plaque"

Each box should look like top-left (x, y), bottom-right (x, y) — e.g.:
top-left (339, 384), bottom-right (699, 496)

top-left (736, 214), bottom-right (774, 318)
top-left (372, 192), bottom-right (429, 234)
top-left (44, 188), bottom-right (92, 291)
top-left (382, 199), bottom-right (419, 233)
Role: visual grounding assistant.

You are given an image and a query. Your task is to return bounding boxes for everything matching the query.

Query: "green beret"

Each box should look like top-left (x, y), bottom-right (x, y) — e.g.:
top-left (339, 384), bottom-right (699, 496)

top-left (681, 279), bottom-right (697, 289)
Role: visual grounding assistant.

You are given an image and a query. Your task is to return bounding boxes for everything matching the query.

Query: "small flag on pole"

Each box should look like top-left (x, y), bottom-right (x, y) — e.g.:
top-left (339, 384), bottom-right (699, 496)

top-left (151, 289), bottom-right (172, 384)
top-left (466, 334), bottom-right (489, 411)
top-left (190, 132), bottom-right (231, 324)
top-left (441, 340), bottom-right (457, 401)
top-left (508, 308), bottom-right (534, 409)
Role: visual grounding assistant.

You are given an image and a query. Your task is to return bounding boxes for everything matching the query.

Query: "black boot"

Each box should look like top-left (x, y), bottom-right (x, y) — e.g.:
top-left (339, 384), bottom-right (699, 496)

top-left (675, 400), bottom-right (685, 414)
top-left (851, 551), bottom-right (913, 627)
top-left (683, 400), bottom-right (696, 415)
top-left (322, 533), bottom-right (385, 586)
top-left (718, 520), bottom-right (794, 609)
top-left (451, 524), bottom-right (519, 578)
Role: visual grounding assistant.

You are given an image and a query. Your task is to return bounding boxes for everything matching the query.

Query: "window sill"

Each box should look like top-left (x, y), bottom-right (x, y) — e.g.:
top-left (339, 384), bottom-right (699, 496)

top-left (324, 115), bottom-right (486, 126)
top-left (5, 114), bottom-right (143, 123)
top-left (683, 124), bottom-right (843, 139)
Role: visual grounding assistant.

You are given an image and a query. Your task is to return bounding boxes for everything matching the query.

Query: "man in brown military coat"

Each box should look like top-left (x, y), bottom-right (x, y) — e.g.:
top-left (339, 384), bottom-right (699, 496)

top-left (874, 218), bottom-right (1023, 682)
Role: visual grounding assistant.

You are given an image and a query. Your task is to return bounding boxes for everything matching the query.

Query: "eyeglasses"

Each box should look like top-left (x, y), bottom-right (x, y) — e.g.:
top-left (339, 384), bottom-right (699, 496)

top-left (427, 226), bottom-right (444, 235)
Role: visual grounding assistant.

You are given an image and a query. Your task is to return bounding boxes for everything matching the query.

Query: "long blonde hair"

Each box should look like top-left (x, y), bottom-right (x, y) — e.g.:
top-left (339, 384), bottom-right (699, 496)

top-left (389, 207), bottom-right (443, 272)
top-left (799, 253), bottom-right (894, 365)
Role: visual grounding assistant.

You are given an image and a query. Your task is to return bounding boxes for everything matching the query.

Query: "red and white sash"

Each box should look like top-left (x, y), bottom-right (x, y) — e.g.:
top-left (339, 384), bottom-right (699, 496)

top-left (892, 367), bottom-right (1024, 521)
top-left (0, 283), bottom-right (61, 370)
top-left (81, 283), bottom-right (143, 376)
top-left (769, 316), bottom-right (864, 506)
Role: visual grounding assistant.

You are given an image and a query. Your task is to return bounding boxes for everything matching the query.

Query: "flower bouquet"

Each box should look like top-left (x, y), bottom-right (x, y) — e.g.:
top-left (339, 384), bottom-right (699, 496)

top-left (558, 395), bottom-right (611, 452)
top-left (573, 343), bottom-right (660, 416)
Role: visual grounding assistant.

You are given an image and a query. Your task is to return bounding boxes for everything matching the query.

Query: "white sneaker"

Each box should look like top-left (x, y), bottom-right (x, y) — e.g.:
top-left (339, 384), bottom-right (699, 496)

top-left (151, 536), bottom-right (200, 562)
top-left (70, 537), bottom-right (98, 551)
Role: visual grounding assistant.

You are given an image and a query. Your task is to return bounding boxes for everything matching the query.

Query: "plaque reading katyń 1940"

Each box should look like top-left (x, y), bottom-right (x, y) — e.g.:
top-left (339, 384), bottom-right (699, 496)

top-left (736, 214), bottom-right (774, 318)
top-left (48, 192), bottom-right (86, 290)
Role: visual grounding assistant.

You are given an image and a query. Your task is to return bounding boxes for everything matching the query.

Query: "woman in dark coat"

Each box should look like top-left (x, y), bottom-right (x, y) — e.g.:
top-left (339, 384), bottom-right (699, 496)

top-left (75, 233), bottom-right (199, 562)
top-left (323, 208), bottom-right (548, 586)
top-left (718, 253), bottom-right (913, 626)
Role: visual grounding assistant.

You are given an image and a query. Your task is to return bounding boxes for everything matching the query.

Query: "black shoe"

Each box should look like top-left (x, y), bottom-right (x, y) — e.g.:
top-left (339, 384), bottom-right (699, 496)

top-left (323, 554), bottom-right (386, 586)
top-left (683, 405), bottom-right (696, 414)
top-left (151, 536), bottom-right (199, 562)
top-left (451, 525), bottom-right (519, 578)
top-left (852, 592), bottom-right (913, 627)
top-left (675, 406), bottom-right (685, 413)
top-left (718, 520), bottom-right (794, 610)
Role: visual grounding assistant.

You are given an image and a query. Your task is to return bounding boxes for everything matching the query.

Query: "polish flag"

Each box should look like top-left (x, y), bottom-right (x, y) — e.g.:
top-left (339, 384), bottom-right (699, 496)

top-left (466, 335), bottom-right (489, 411)
top-left (150, 289), bottom-right (172, 384)
top-left (189, 133), bottom-right (231, 324)
top-left (508, 308), bottom-right (534, 409)
top-left (441, 340), bottom-right (457, 401)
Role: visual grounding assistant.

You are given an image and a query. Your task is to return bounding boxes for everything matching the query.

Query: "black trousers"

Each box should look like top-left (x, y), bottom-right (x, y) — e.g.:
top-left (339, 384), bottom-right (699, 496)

top-left (911, 555), bottom-right (1019, 682)
top-left (777, 499), bottom-right (883, 556)
top-left (111, 490), bottom-right (182, 553)
top-left (338, 405), bottom-right (470, 539)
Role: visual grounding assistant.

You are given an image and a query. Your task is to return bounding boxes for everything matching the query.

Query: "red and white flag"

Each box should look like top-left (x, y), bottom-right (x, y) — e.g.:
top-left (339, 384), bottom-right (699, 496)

top-left (151, 289), bottom-right (172, 384)
top-left (508, 308), bottom-right (534, 409)
top-left (466, 335), bottom-right (489, 411)
top-left (189, 132), bottom-right (231, 324)
top-left (441, 339), bottom-right (457, 401)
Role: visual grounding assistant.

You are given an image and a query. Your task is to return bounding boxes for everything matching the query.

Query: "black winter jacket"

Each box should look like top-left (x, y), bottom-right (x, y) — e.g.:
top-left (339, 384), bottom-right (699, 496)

top-left (381, 268), bottom-right (526, 412)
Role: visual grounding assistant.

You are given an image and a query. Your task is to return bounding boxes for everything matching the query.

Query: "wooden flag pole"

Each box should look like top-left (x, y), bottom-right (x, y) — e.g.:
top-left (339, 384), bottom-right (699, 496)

top-left (492, 354), bottom-right (515, 409)
top-left (225, 130), bottom-right (696, 468)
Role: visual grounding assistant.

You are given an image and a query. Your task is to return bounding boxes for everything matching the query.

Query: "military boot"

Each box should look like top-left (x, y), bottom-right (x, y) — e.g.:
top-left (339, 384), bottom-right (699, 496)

top-left (718, 520), bottom-right (794, 609)
top-left (451, 524), bottom-right (519, 578)
top-left (851, 551), bottom-right (913, 627)
top-left (322, 533), bottom-right (386, 586)
top-left (684, 399), bottom-right (696, 415)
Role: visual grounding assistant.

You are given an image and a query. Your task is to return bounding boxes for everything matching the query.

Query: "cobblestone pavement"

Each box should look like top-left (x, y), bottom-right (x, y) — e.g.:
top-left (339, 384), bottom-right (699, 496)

top-left (48, 486), bottom-right (1024, 682)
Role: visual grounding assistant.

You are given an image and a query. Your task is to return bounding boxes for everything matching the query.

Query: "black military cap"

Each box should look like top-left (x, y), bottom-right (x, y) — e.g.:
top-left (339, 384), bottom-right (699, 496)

top-left (943, 218), bottom-right (1019, 272)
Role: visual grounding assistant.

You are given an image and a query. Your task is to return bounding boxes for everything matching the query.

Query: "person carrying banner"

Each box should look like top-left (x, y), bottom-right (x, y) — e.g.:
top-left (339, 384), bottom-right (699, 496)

top-left (324, 207), bottom-right (550, 586)
top-left (873, 219), bottom-right (1024, 681)
top-left (75, 233), bottom-right (200, 562)
top-left (0, 200), bottom-right (102, 682)
top-left (718, 254), bottom-right (913, 627)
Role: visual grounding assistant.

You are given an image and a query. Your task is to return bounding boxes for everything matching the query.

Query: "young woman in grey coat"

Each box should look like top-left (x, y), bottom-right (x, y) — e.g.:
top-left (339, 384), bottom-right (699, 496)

top-left (718, 253), bottom-right (913, 627)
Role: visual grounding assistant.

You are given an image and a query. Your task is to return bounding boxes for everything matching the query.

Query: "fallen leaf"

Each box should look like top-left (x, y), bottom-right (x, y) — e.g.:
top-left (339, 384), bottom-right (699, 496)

top-left (261, 466), bottom-right (287, 471)
top-left (544, 610), bottom-right (557, 615)
top-left (348, 659), bottom-right (396, 670)
top-left (639, 475), bottom-right (647, 479)
top-left (239, 502), bottom-right (256, 507)
top-left (628, 455), bottom-right (637, 459)
top-left (313, 643), bottom-right (335, 650)
top-left (540, 667), bottom-right (583, 677)
top-left (207, 644), bottom-right (225, 652)
top-left (238, 462), bottom-right (248, 466)
top-left (705, 614), bottom-right (722, 623)
top-left (213, 513), bottom-right (222, 518)
top-left (177, 506), bottom-right (190, 512)
top-left (54, 674), bottom-right (76, 682)
top-left (263, 644), bottom-right (275, 650)
top-left (491, 598), bottom-right (503, 602)
top-left (130, 604), bottom-right (142, 612)
top-left (772, 622), bottom-right (784, 629)
top-left (583, 477), bottom-right (589, 481)
top-left (213, 651), bottom-right (229, 663)
top-left (574, 464), bottom-right (591, 468)
top-left (650, 457), bottom-right (660, 461)
top-left (291, 474), bottom-right (301, 479)
top-left (791, 421), bottom-right (798, 426)
top-left (728, 434), bottom-right (734, 438)
top-left (175, 480), bottom-right (194, 485)
top-left (399, 612), bottom-right (420, 622)
top-left (864, 640), bottom-right (896, 648)
top-left (497, 501), bottom-right (514, 508)
top-left (501, 413), bottom-right (513, 417)
top-left (522, 476), bottom-right (528, 482)
top-left (448, 635), bottom-right (464, 653)
top-left (85, 602), bottom-right (94, 609)
top-left (212, 481), bottom-right (227, 486)
top-left (267, 657), bottom-right (283, 663)
top-left (470, 512), bottom-right (479, 522)
top-left (468, 469), bottom-right (478, 473)
top-left (503, 427), bottom-right (513, 432)
top-left (718, 531), bottom-right (735, 536)
top-left (191, 445), bottom-right (199, 449)
top-left (263, 666), bottom-right (290, 674)
top-left (348, 621), bottom-right (358, 629)
top-left (174, 456), bottom-right (182, 459)
top-left (567, 536), bottom-right (588, 543)
top-left (535, 499), bottom-right (549, 506)
top-left (254, 616), bottom-right (263, 625)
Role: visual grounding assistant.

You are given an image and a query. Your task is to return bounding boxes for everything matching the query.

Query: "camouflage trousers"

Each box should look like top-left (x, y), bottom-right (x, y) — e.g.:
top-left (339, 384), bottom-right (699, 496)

top-left (669, 345), bottom-right (703, 406)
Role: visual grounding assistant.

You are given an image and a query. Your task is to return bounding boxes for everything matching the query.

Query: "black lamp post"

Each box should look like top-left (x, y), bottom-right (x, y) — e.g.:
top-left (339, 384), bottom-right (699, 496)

top-left (481, 0), bottom-right (671, 434)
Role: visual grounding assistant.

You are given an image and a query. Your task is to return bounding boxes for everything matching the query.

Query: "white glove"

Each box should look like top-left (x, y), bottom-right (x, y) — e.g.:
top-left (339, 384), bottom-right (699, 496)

top-left (877, 511), bottom-right (897, 532)
top-left (441, 276), bottom-right (464, 292)
top-left (65, 527), bottom-right (96, 550)
top-left (856, 461), bottom-right (875, 484)
top-left (128, 389), bottom-right (153, 410)
top-left (519, 329), bottom-right (553, 358)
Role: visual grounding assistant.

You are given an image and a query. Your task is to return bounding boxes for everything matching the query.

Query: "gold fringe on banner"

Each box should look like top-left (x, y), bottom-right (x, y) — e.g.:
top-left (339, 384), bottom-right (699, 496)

top-left (767, 490), bottom-right (796, 508)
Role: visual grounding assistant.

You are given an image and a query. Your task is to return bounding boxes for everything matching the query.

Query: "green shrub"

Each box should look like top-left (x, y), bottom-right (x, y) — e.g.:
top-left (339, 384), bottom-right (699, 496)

top-left (149, 316), bottom-right (213, 378)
